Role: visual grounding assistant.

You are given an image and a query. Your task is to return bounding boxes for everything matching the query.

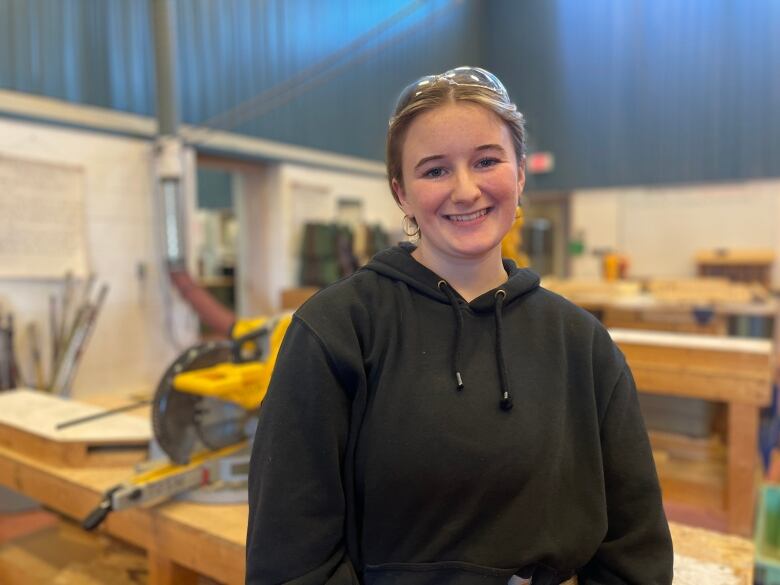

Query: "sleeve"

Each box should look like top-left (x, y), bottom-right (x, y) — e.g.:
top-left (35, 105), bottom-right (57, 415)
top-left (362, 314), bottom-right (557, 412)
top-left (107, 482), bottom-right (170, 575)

top-left (246, 317), bottom-right (360, 584)
top-left (579, 364), bottom-right (674, 585)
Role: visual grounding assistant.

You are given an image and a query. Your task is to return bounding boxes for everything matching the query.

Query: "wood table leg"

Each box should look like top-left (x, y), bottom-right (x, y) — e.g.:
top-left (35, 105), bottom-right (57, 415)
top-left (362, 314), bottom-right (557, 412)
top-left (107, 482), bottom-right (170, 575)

top-left (148, 548), bottom-right (200, 585)
top-left (728, 403), bottom-right (760, 536)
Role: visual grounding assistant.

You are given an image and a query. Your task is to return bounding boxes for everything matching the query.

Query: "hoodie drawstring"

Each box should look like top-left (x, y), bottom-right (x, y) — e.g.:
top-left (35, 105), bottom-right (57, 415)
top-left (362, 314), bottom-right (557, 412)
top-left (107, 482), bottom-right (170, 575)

top-left (438, 280), bottom-right (464, 391)
top-left (438, 281), bottom-right (513, 411)
top-left (494, 289), bottom-right (513, 411)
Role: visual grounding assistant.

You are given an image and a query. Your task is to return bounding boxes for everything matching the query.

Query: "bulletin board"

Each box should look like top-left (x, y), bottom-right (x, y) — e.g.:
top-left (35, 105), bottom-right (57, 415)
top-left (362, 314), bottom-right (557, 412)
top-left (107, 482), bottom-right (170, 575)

top-left (0, 155), bottom-right (88, 278)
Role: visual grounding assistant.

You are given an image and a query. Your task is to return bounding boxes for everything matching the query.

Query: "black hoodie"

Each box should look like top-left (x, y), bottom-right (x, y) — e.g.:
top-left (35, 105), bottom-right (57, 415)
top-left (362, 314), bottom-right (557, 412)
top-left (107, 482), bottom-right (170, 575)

top-left (247, 244), bottom-right (673, 585)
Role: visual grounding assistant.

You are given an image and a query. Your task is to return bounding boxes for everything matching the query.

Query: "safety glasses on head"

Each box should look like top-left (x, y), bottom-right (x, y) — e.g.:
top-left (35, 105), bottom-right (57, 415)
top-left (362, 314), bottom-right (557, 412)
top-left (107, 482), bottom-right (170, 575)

top-left (393, 66), bottom-right (511, 117)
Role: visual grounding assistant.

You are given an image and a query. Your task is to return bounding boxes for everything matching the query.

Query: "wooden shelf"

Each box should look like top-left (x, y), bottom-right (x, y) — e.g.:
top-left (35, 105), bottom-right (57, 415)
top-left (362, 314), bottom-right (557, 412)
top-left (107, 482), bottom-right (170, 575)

top-left (696, 249), bottom-right (775, 266)
top-left (656, 452), bottom-right (726, 508)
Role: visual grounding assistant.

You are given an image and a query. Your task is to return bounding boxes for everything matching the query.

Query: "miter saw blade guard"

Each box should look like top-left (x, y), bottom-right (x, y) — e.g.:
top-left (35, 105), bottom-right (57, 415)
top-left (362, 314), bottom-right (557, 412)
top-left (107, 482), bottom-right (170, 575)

top-left (153, 340), bottom-right (249, 465)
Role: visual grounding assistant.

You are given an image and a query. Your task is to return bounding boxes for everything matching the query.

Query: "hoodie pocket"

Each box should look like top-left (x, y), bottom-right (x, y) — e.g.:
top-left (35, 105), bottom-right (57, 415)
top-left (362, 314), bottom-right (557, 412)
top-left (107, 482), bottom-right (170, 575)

top-left (363, 561), bottom-right (520, 585)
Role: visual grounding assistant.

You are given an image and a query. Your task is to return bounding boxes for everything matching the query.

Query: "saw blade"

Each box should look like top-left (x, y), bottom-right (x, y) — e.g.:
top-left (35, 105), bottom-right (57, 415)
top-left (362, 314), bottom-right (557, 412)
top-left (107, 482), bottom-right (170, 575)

top-left (193, 395), bottom-right (250, 451)
top-left (152, 340), bottom-right (234, 465)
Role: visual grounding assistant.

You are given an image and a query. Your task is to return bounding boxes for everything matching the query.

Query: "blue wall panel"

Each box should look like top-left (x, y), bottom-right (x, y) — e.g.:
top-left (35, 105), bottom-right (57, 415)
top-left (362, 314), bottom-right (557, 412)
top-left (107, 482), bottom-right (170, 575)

top-left (0, 0), bottom-right (480, 161)
top-left (483, 0), bottom-right (780, 189)
top-left (174, 0), bottom-right (482, 159)
top-left (1, 0), bottom-right (778, 188)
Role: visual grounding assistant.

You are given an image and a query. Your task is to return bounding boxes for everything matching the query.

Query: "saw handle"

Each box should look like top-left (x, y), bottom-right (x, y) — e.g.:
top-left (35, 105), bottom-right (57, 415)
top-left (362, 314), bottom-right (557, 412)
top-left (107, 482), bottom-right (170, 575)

top-left (82, 486), bottom-right (120, 531)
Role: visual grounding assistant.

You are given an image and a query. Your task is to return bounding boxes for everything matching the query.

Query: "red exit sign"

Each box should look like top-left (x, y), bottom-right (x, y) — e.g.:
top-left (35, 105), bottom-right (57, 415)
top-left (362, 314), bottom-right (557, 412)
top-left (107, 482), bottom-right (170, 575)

top-left (527, 152), bottom-right (555, 174)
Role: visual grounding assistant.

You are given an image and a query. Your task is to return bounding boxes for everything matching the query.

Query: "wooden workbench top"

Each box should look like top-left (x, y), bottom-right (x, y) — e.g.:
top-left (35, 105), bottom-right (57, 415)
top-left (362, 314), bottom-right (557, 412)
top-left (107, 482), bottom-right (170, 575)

top-left (670, 523), bottom-right (754, 584)
top-left (610, 328), bottom-right (773, 354)
top-left (0, 443), bottom-right (245, 584)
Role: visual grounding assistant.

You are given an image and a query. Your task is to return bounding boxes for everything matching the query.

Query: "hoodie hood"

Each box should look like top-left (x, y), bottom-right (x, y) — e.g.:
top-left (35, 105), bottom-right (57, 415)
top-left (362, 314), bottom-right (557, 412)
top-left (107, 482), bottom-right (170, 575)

top-left (364, 242), bottom-right (540, 311)
top-left (364, 243), bottom-right (541, 411)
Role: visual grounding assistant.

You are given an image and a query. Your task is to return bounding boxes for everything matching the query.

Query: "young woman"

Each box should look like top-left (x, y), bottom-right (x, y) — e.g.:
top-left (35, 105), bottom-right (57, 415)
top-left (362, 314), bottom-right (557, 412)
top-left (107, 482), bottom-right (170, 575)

top-left (246, 67), bottom-right (673, 585)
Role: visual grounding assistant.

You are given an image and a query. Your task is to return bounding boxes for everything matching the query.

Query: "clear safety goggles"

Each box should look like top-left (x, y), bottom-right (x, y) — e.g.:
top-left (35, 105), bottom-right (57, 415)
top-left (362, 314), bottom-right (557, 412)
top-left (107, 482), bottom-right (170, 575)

top-left (392, 66), bottom-right (511, 117)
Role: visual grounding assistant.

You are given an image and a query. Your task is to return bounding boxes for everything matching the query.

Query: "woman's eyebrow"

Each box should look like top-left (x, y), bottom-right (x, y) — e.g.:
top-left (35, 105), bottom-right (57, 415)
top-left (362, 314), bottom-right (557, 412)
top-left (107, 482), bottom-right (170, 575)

top-left (414, 154), bottom-right (445, 170)
top-left (475, 144), bottom-right (507, 154)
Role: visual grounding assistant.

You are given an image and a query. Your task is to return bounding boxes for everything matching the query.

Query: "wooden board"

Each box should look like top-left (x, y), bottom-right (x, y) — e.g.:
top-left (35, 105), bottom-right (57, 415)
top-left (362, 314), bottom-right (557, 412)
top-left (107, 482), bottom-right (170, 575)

top-left (650, 430), bottom-right (727, 462)
top-left (542, 277), bottom-right (774, 309)
top-left (670, 523), bottom-right (754, 585)
top-left (611, 329), bottom-right (774, 407)
top-left (696, 249), bottom-right (775, 266)
top-left (604, 307), bottom-right (728, 336)
top-left (610, 328), bottom-right (772, 354)
top-left (0, 389), bottom-right (150, 467)
top-left (657, 455), bottom-right (727, 524)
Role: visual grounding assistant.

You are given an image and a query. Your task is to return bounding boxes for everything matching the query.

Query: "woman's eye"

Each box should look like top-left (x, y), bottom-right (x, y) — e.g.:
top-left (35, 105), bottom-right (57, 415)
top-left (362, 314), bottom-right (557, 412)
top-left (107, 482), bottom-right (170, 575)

top-left (423, 167), bottom-right (445, 178)
top-left (477, 158), bottom-right (499, 168)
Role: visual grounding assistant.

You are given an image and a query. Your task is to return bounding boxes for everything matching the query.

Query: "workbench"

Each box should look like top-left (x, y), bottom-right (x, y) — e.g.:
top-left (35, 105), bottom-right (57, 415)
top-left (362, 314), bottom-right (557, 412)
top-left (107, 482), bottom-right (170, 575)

top-left (0, 441), bottom-right (243, 584)
top-left (0, 438), bottom-right (758, 584)
top-left (612, 328), bottom-right (775, 536)
top-left (542, 277), bottom-right (778, 342)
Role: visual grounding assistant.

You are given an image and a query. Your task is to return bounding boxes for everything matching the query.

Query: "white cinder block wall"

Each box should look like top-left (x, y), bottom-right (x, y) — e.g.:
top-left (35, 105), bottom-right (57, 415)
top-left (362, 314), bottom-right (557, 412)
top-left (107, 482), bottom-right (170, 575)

top-left (0, 117), bottom-right (196, 397)
top-left (571, 180), bottom-right (780, 285)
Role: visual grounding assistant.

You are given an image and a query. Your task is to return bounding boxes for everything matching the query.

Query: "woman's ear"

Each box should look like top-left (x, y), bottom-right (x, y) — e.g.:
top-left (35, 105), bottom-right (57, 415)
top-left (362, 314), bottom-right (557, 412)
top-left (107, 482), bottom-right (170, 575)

top-left (391, 177), bottom-right (409, 213)
top-left (517, 157), bottom-right (527, 194)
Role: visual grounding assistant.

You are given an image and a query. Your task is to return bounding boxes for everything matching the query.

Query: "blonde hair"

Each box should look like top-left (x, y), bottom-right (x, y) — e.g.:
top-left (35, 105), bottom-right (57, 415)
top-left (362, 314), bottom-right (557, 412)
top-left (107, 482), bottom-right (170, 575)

top-left (386, 80), bottom-right (526, 206)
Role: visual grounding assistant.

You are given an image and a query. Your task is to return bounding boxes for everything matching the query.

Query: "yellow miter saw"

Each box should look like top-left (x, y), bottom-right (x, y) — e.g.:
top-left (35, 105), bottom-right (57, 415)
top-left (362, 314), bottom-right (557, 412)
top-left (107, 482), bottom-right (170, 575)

top-left (83, 314), bottom-right (292, 530)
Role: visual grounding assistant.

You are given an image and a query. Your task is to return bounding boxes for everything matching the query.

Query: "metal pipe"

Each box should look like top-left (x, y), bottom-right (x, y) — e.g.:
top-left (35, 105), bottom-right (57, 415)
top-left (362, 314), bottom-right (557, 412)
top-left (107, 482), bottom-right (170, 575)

top-left (150, 0), bottom-right (235, 337)
top-left (152, 0), bottom-right (186, 269)
top-left (151, 0), bottom-right (180, 136)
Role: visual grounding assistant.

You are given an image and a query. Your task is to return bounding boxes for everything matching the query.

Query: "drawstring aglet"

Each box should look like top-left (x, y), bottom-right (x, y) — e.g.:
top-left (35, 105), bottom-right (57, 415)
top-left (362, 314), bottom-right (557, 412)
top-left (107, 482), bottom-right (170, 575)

top-left (499, 391), bottom-right (513, 411)
top-left (456, 371), bottom-right (464, 391)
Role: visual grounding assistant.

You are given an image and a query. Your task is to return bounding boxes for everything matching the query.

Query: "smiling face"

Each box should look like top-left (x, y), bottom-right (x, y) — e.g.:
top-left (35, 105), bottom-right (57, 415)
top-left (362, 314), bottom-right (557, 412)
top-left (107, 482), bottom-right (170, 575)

top-left (392, 101), bottom-right (525, 274)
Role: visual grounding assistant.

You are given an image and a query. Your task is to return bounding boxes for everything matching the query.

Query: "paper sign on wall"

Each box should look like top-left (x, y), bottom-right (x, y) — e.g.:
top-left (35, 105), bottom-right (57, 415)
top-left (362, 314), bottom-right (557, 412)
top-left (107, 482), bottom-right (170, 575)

top-left (0, 155), bottom-right (89, 278)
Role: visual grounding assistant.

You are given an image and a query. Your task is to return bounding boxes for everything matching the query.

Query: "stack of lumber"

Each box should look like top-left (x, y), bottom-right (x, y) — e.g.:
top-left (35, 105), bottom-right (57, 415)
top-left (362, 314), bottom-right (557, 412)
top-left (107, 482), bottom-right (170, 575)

top-left (540, 278), bottom-right (641, 303)
top-left (647, 277), bottom-right (769, 304)
top-left (542, 276), bottom-right (769, 306)
top-left (542, 277), bottom-right (774, 335)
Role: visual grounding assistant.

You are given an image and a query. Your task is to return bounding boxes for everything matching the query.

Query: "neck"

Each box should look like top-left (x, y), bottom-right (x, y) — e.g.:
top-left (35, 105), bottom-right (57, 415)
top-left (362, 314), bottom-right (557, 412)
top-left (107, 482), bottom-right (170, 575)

top-left (412, 245), bottom-right (507, 302)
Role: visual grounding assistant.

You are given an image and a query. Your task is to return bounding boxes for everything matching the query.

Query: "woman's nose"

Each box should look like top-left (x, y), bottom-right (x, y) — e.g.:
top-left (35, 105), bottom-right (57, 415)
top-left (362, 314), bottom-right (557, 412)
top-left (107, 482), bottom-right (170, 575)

top-left (450, 169), bottom-right (480, 203)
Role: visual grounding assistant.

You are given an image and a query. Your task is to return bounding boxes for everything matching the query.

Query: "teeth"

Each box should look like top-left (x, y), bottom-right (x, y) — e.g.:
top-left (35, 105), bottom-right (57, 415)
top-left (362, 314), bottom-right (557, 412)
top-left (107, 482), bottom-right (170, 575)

top-left (448, 209), bottom-right (488, 222)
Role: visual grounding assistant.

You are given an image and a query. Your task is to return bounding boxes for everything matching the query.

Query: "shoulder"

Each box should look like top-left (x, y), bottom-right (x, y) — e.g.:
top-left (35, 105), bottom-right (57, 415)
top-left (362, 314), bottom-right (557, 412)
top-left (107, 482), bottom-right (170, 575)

top-left (527, 285), bottom-right (604, 331)
top-left (297, 268), bottom-right (384, 316)
top-left (293, 269), bottom-right (388, 344)
top-left (525, 285), bottom-right (627, 381)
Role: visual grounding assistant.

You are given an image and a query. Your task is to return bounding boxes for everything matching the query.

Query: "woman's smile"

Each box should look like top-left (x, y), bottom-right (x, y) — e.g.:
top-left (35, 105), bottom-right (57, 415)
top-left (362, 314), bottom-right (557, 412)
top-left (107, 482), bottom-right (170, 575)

top-left (444, 207), bottom-right (492, 223)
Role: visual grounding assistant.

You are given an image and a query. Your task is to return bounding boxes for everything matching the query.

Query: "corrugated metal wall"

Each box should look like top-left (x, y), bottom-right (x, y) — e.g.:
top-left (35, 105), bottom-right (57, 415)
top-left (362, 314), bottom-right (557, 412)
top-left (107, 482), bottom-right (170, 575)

top-left (484, 0), bottom-right (780, 189)
top-left (0, 0), bottom-right (156, 113)
top-left (3, 0), bottom-right (779, 187)
top-left (0, 0), bottom-right (481, 161)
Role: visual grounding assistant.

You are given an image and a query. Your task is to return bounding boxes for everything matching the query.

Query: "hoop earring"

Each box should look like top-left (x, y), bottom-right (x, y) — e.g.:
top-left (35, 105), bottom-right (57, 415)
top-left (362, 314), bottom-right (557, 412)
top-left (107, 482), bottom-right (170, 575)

top-left (402, 215), bottom-right (420, 238)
